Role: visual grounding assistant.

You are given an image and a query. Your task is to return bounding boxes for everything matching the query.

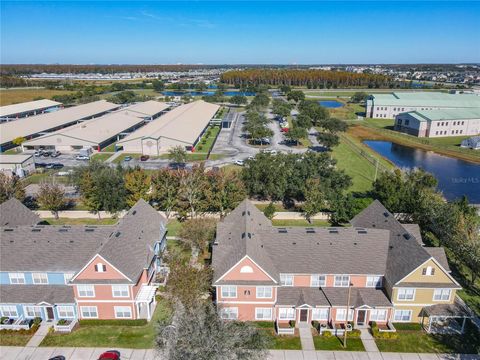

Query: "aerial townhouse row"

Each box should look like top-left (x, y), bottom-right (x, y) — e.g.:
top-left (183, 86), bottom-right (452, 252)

top-left (0, 198), bottom-right (167, 331)
top-left (212, 200), bottom-right (473, 334)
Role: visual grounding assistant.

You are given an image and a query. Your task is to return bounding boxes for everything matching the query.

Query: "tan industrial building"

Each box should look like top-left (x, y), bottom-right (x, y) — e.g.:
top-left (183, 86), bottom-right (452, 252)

top-left (0, 99), bottom-right (62, 122)
top-left (395, 108), bottom-right (480, 138)
top-left (22, 110), bottom-right (147, 153)
top-left (0, 154), bottom-right (35, 177)
top-left (117, 100), bottom-right (220, 155)
top-left (121, 100), bottom-right (169, 121)
top-left (0, 100), bottom-right (119, 151)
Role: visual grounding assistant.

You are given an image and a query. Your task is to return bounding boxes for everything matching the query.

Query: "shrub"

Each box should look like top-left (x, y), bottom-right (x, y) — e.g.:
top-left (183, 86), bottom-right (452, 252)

top-left (0, 317), bottom-right (8, 323)
top-left (289, 320), bottom-right (295, 328)
top-left (33, 317), bottom-right (42, 325)
top-left (349, 329), bottom-right (361, 338)
top-left (79, 319), bottom-right (147, 326)
top-left (197, 145), bottom-right (203, 151)
top-left (57, 319), bottom-right (67, 325)
top-left (322, 330), bottom-right (332, 338)
top-left (311, 320), bottom-right (320, 331)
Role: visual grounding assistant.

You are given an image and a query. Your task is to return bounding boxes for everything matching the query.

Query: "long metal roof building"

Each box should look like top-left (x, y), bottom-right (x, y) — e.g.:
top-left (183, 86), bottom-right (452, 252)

top-left (367, 92), bottom-right (480, 108)
top-left (0, 100), bottom-right (119, 149)
top-left (117, 100), bottom-right (220, 155)
top-left (0, 99), bottom-right (62, 120)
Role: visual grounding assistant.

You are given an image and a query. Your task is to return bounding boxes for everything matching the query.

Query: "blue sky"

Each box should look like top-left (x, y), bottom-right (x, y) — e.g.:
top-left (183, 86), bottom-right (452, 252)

top-left (1, 1), bottom-right (479, 64)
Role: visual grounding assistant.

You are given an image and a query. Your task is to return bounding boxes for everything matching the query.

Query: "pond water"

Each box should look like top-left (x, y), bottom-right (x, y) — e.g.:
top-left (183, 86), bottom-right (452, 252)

top-left (162, 91), bottom-right (255, 97)
top-left (319, 100), bottom-right (344, 108)
top-left (363, 140), bottom-right (480, 203)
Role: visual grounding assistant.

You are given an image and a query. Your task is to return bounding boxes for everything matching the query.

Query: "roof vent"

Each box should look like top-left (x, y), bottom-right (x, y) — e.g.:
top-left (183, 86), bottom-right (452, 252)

top-left (3, 228), bottom-right (14, 232)
top-left (329, 230), bottom-right (338, 234)
top-left (85, 228), bottom-right (95, 232)
top-left (32, 228), bottom-right (41, 232)
top-left (241, 232), bottom-right (246, 239)
top-left (306, 228), bottom-right (315, 233)
top-left (358, 230), bottom-right (367, 234)
top-left (403, 233), bottom-right (411, 240)
top-left (115, 231), bottom-right (121, 237)
top-left (383, 212), bottom-right (390, 218)
top-left (247, 211), bottom-right (250, 216)
top-left (132, 210), bottom-right (137, 215)
top-left (69, 240), bottom-right (74, 243)
top-left (9, 240), bottom-right (14, 243)
top-left (248, 233), bottom-right (251, 239)
top-left (59, 228), bottom-right (68, 232)
top-left (278, 228), bottom-right (287, 233)
top-left (242, 211), bottom-right (246, 216)
top-left (292, 242), bottom-right (296, 245)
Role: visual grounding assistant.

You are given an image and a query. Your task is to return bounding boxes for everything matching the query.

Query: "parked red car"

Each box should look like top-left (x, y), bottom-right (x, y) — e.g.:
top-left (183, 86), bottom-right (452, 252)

top-left (98, 350), bottom-right (120, 360)
top-left (140, 155), bottom-right (150, 161)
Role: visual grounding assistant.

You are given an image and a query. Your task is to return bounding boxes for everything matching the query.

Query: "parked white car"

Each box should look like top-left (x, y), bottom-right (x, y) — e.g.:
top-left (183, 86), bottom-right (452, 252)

top-left (76, 155), bottom-right (90, 161)
top-left (234, 159), bottom-right (245, 166)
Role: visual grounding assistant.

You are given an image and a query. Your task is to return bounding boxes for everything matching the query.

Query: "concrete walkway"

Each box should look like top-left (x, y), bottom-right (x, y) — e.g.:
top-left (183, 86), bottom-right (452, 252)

top-left (25, 323), bottom-right (51, 347)
top-left (1, 347), bottom-right (479, 360)
top-left (359, 328), bottom-right (379, 352)
top-left (105, 150), bottom-right (123, 163)
top-left (299, 326), bottom-right (315, 351)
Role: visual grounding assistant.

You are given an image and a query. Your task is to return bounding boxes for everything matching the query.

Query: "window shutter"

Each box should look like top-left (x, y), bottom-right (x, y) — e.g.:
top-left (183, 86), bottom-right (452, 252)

top-left (431, 268), bottom-right (435, 275)
top-left (422, 268), bottom-right (427, 275)
top-left (94, 264), bottom-right (98, 272)
top-left (102, 265), bottom-right (107, 272)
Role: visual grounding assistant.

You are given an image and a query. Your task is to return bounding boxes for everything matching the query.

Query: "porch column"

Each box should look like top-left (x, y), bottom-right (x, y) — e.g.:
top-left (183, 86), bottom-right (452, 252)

top-left (147, 301), bottom-right (151, 321)
top-left (428, 316), bottom-right (433, 333)
top-left (461, 317), bottom-right (466, 333)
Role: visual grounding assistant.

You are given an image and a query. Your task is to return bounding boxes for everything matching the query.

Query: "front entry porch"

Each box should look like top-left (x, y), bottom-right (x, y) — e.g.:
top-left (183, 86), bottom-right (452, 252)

top-left (421, 297), bottom-right (474, 334)
top-left (135, 285), bottom-right (157, 321)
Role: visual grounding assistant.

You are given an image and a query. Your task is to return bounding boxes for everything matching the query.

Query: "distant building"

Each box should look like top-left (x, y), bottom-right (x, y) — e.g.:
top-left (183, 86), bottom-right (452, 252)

top-left (366, 92), bottom-right (480, 119)
top-left (461, 136), bottom-right (480, 150)
top-left (0, 99), bottom-right (62, 122)
top-left (394, 108), bottom-right (480, 138)
top-left (117, 100), bottom-right (220, 155)
top-left (0, 154), bottom-right (35, 177)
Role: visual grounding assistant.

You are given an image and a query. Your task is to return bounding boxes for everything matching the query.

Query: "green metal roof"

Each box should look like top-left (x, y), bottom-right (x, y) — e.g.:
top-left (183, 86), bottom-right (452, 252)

top-left (407, 108), bottom-right (480, 122)
top-left (370, 92), bottom-right (480, 108)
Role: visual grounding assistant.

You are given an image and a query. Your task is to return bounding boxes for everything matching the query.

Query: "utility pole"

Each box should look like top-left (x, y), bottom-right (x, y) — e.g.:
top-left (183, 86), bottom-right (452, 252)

top-left (343, 283), bottom-right (352, 348)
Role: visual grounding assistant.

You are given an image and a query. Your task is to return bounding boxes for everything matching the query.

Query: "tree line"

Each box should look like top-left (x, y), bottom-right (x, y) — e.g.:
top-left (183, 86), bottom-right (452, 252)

top-left (221, 69), bottom-right (392, 88)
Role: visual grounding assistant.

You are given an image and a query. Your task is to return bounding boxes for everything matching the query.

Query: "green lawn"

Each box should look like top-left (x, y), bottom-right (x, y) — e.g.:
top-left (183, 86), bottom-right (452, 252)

top-left (40, 298), bottom-right (172, 348)
top-left (101, 143), bottom-right (117, 152)
top-left (43, 218), bottom-right (118, 225)
top-left (91, 153), bottom-right (113, 162)
top-left (0, 328), bottom-right (38, 346)
top-left (374, 324), bottom-right (480, 354)
top-left (112, 153), bottom-right (142, 164)
top-left (22, 171), bottom-right (71, 186)
top-left (166, 219), bottom-right (182, 237)
top-left (331, 133), bottom-right (394, 193)
top-left (194, 126), bottom-right (221, 153)
top-left (272, 219), bottom-right (331, 227)
top-left (313, 336), bottom-right (365, 351)
top-left (255, 203), bottom-right (295, 213)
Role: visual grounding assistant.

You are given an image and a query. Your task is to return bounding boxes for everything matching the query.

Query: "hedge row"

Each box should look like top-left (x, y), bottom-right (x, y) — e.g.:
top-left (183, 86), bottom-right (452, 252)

top-left (79, 319), bottom-right (148, 326)
top-left (392, 322), bottom-right (422, 331)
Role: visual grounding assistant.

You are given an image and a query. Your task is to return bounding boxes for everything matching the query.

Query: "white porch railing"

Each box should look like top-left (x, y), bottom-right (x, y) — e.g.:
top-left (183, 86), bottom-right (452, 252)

top-left (54, 318), bottom-right (78, 332)
top-left (0, 317), bottom-right (30, 331)
top-left (275, 321), bottom-right (295, 335)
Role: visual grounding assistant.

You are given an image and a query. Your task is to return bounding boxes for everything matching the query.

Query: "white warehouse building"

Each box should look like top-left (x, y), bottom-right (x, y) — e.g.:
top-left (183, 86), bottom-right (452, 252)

top-left (117, 100), bottom-right (220, 155)
top-left (394, 108), bottom-right (480, 138)
top-left (0, 99), bottom-right (62, 122)
top-left (366, 92), bottom-right (480, 119)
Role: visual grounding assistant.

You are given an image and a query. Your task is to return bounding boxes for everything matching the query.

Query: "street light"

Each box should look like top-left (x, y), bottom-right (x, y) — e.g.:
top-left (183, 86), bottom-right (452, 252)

top-left (343, 282), bottom-right (353, 348)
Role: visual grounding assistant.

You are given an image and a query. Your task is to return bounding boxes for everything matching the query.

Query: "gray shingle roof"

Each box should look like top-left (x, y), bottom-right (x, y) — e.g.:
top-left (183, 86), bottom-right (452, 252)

top-left (396, 282), bottom-right (460, 289)
top-left (423, 247), bottom-right (450, 272)
top-left (0, 285), bottom-right (74, 304)
top-left (0, 198), bottom-right (40, 227)
top-left (350, 200), bottom-right (433, 288)
top-left (276, 287), bottom-right (391, 307)
top-left (212, 200), bottom-right (390, 284)
top-left (1, 199), bottom-right (166, 284)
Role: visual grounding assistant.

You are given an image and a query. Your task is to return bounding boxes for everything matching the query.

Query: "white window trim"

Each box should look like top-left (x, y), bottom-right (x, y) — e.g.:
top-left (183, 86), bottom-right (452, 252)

top-left (256, 286), bottom-right (272, 299)
top-left (370, 309), bottom-right (388, 322)
top-left (310, 274), bottom-right (326, 287)
top-left (32, 273), bottom-right (49, 285)
top-left (77, 285), bottom-right (95, 298)
top-left (221, 285), bottom-right (237, 298)
top-left (64, 273), bottom-right (75, 284)
top-left (335, 308), bottom-right (354, 321)
top-left (80, 306), bottom-right (98, 319)
top-left (397, 288), bottom-right (415, 301)
top-left (311, 308), bottom-right (329, 321)
top-left (9, 272), bottom-right (25, 284)
top-left (278, 307), bottom-right (295, 320)
top-left (393, 309), bottom-right (412, 322)
top-left (0, 305), bottom-right (18, 318)
top-left (112, 285), bottom-right (130, 298)
top-left (334, 275), bottom-right (350, 287)
top-left (114, 306), bottom-right (132, 319)
top-left (366, 276), bottom-right (382, 288)
top-left (255, 307), bottom-right (273, 320)
top-left (24, 306), bottom-right (43, 318)
top-left (220, 307), bottom-right (238, 320)
top-left (57, 306), bottom-right (75, 319)
top-left (433, 289), bottom-right (451, 301)
top-left (280, 274), bottom-right (294, 287)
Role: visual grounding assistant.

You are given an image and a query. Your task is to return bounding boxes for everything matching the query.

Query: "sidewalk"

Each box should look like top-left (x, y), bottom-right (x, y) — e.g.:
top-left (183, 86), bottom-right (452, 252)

top-left (25, 323), bottom-right (51, 347)
top-left (359, 328), bottom-right (379, 352)
top-left (1, 347), bottom-right (479, 360)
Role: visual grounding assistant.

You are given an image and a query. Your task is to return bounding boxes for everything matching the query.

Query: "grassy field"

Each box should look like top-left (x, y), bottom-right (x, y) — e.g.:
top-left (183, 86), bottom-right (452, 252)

top-left (0, 328), bottom-right (38, 346)
top-left (112, 153), bottom-right (142, 164)
top-left (331, 132), bottom-right (394, 193)
top-left (313, 335), bottom-right (365, 351)
top-left (101, 143), bottom-right (117, 152)
top-left (166, 219), bottom-right (182, 237)
top-left (40, 298), bottom-right (171, 348)
top-left (271, 219), bottom-right (331, 227)
top-left (194, 126), bottom-right (221, 153)
top-left (0, 88), bottom-right (74, 106)
top-left (43, 218), bottom-right (118, 225)
top-left (352, 119), bottom-right (480, 163)
top-left (91, 153), bottom-right (113, 162)
top-left (22, 171), bottom-right (72, 186)
top-left (252, 323), bottom-right (302, 350)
